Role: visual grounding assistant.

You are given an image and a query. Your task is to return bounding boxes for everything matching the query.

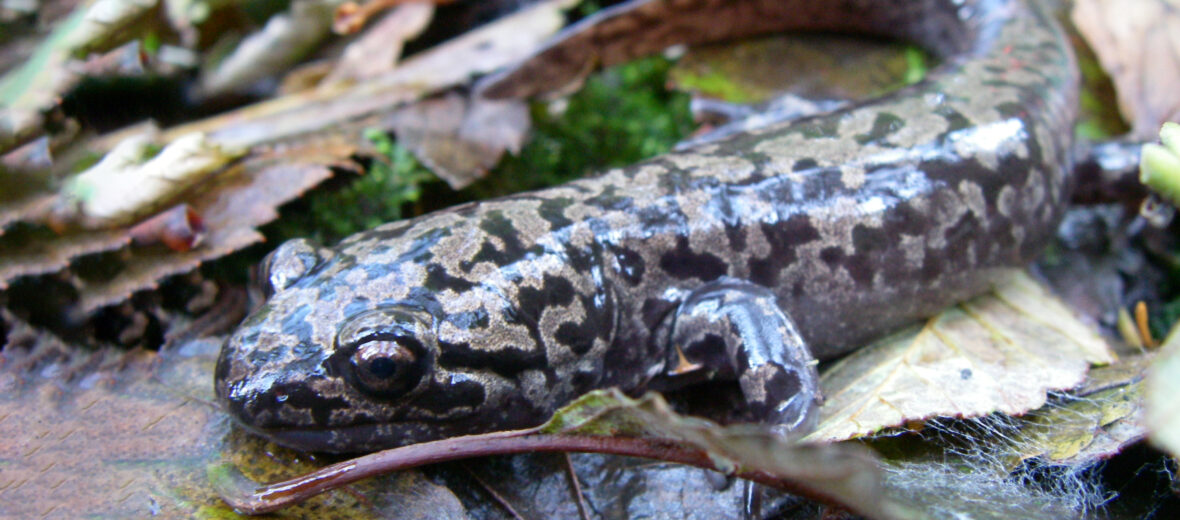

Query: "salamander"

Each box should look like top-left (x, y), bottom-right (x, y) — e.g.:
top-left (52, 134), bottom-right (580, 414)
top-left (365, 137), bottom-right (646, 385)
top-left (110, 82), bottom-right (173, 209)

top-left (215, 0), bottom-right (1078, 453)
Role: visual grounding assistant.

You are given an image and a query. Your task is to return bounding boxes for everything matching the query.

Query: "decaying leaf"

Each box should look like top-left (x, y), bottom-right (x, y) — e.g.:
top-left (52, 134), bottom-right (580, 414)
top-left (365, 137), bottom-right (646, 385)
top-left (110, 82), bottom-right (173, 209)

top-left (1147, 325), bottom-right (1180, 458)
top-left (387, 91), bottom-right (529, 188)
top-left (320, 1), bottom-right (435, 88)
top-left (197, 0), bottom-right (339, 98)
top-left (53, 131), bottom-right (245, 229)
top-left (176, 0), bottom-right (576, 150)
top-left (0, 227), bottom-right (128, 290)
top-left (0, 136), bottom-right (345, 306)
top-left (71, 148), bottom-right (348, 314)
top-left (1, 0), bottom-right (576, 315)
top-left (0, 311), bottom-right (468, 519)
top-left (128, 203), bottom-right (205, 251)
top-left (0, 172), bottom-right (54, 235)
top-left (1072, 0), bottom-right (1180, 138)
top-left (1007, 356), bottom-right (1149, 466)
top-left (0, 6), bottom-right (85, 154)
top-left (64, 0), bottom-right (158, 58)
top-left (808, 270), bottom-right (1115, 443)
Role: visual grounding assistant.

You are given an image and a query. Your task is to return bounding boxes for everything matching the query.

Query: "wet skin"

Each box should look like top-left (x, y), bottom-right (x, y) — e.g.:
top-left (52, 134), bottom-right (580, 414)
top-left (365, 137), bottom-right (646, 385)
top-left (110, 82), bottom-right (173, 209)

top-left (216, 0), bottom-right (1078, 453)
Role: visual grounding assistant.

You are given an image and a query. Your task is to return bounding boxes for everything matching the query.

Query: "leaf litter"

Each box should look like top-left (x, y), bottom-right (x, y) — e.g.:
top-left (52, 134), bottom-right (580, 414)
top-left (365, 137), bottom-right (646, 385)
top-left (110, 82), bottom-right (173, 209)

top-left (0, 0), bottom-right (576, 316)
top-left (808, 271), bottom-right (1115, 443)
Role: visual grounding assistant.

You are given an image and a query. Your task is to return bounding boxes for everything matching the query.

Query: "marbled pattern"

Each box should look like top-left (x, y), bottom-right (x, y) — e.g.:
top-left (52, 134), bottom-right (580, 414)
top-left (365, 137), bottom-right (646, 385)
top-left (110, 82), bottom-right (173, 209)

top-left (216, 0), bottom-right (1078, 452)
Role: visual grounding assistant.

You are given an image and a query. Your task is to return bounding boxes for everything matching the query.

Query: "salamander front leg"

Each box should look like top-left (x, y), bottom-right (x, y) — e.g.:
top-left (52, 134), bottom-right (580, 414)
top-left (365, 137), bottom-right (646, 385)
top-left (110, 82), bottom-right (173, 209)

top-left (664, 278), bottom-right (821, 433)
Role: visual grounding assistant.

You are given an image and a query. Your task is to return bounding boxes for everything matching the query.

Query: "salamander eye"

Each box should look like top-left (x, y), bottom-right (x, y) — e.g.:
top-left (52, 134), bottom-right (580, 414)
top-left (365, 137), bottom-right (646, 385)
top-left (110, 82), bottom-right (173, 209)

top-left (334, 305), bottom-right (437, 399)
top-left (260, 238), bottom-right (334, 296)
top-left (349, 335), bottom-right (429, 397)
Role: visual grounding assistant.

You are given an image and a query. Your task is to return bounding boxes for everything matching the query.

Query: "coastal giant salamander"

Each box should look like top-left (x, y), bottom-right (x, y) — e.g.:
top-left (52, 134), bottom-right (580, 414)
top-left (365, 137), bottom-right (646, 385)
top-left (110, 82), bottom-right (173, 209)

top-left (216, 0), bottom-right (1079, 452)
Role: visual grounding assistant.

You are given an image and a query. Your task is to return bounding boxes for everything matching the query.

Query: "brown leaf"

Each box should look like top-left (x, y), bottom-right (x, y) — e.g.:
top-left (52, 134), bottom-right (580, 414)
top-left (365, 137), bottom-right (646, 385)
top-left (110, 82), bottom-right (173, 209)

top-left (73, 152), bottom-right (345, 314)
top-left (172, 0), bottom-right (574, 151)
top-left (0, 324), bottom-right (221, 518)
top-left (128, 204), bottom-right (206, 252)
top-left (387, 91), bottom-right (529, 188)
top-left (0, 312), bottom-right (469, 519)
top-left (1072, 0), bottom-right (1180, 138)
top-left (195, 0), bottom-right (337, 98)
top-left (0, 228), bottom-right (128, 290)
top-left (321, 2), bottom-right (435, 87)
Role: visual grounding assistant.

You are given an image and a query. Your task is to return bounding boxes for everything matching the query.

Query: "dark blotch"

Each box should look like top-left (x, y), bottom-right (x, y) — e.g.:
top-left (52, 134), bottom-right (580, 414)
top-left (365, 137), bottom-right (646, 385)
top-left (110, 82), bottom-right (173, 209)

top-left (747, 216), bottom-right (820, 286)
top-left (934, 106), bottom-right (971, 133)
top-left (794, 117), bottom-right (840, 139)
top-left (855, 112), bottom-right (905, 145)
top-left (585, 185), bottom-right (634, 211)
top-left (537, 197), bottom-right (574, 229)
top-left (792, 158), bottom-right (818, 172)
top-left (246, 382), bottom-right (352, 428)
top-left (724, 224), bottom-right (746, 252)
top-left (412, 379), bottom-right (487, 414)
top-left (438, 340), bottom-right (547, 376)
top-left (819, 246), bottom-right (845, 266)
top-left (612, 247), bottom-right (646, 285)
top-left (466, 210), bottom-right (536, 269)
top-left (571, 370), bottom-right (599, 392)
top-left (555, 320), bottom-right (596, 355)
top-left (659, 236), bottom-right (728, 281)
top-left (448, 309), bottom-right (490, 330)
top-left (425, 263), bottom-right (477, 292)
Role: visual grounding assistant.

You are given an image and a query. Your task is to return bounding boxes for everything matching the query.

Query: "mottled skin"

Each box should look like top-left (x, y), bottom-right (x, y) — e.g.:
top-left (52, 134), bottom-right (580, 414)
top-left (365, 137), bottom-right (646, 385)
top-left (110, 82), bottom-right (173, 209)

top-left (216, 0), bottom-right (1078, 452)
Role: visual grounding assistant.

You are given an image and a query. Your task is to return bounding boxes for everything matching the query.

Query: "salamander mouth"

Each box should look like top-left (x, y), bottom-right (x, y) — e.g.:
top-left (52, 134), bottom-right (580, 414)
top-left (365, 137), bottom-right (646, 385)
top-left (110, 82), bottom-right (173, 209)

top-left (239, 421), bottom-right (443, 454)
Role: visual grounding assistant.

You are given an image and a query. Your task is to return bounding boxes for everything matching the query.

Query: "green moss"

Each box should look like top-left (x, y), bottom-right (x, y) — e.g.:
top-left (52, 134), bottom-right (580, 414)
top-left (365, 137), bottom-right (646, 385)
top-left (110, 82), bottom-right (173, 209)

top-left (266, 130), bottom-right (438, 244)
top-left (254, 55), bottom-right (692, 254)
top-left (1074, 37), bottom-right (1129, 140)
top-left (465, 56), bottom-right (694, 199)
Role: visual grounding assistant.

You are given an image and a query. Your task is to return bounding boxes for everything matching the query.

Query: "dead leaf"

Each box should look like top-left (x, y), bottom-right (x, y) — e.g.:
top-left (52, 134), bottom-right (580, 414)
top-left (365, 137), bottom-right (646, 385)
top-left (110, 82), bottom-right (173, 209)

top-left (0, 227), bottom-right (128, 290)
top-left (1008, 356), bottom-right (1149, 466)
top-left (1072, 0), bottom-right (1180, 138)
top-left (0, 311), bottom-right (469, 519)
top-left (387, 91), bottom-right (529, 188)
top-left (1, 0), bottom-right (569, 313)
top-left (0, 7), bottom-right (84, 154)
top-left (0, 135), bottom-right (346, 307)
top-left (72, 150), bottom-right (345, 314)
top-left (808, 271), bottom-right (1115, 443)
top-left (128, 203), bottom-right (205, 251)
top-left (0, 166), bottom-right (54, 235)
top-left (52, 131), bottom-right (246, 229)
top-left (1147, 324), bottom-right (1180, 457)
top-left (173, 0), bottom-right (575, 151)
top-left (196, 0), bottom-right (337, 98)
top-left (320, 2), bottom-right (435, 88)
top-left (64, 0), bottom-right (158, 58)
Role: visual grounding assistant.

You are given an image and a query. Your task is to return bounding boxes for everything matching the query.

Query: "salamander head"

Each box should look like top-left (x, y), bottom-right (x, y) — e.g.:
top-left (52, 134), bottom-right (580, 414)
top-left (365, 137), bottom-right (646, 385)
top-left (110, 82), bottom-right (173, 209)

top-left (215, 218), bottom-right (549, 453)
